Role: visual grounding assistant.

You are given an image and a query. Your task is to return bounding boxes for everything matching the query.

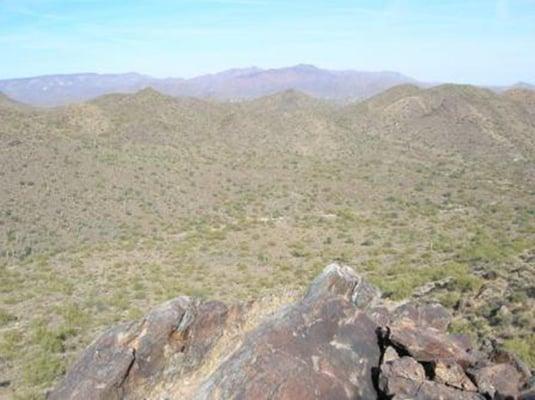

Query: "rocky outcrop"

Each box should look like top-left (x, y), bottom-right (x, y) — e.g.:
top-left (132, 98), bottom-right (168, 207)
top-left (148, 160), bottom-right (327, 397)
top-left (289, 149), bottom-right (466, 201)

top-left (49, 264), bottom-right (533, 400)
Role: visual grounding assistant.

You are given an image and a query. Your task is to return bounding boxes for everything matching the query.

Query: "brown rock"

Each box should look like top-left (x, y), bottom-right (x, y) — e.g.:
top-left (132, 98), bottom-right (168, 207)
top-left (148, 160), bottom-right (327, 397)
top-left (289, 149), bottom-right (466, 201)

top-left (48, 321), bottom-right (137, 400)
top-left (49, 297), bottom-right (243, 400)
top-left (48, 297), bottom-right (193, 400)
top-left (192, 264), bottom-right (382, 399)
top-left (304, 263), bottom-right (381, 309)
top-left (391, 302), bottom-right (452, 332)
top-left (472, 363), bottom-right (523, 399)
top-left (490, 348), bottom-right (533, 385)
top-left (408, 381), bottom-right (485, 400)
top-left (50, 264), bottom-right (383, 400)
top-left (388, 318), bottom-right (477, 368)
top-left (379, 357), bottom-right (484, 400)
top-left (126, 297), bottom-right (193, 380)
top-left (378, 356), bottom-right (426, 397)
top-left (434, 359), bottom-right (477, 391)
top-left (48, 263), bottom-right (533, 400)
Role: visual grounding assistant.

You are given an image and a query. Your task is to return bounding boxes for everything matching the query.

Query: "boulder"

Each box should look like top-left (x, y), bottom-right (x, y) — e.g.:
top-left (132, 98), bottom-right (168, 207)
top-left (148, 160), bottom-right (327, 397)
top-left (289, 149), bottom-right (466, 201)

top-left (48, 321), bottom-right (138, 400)
top-left (379, 357), bottom-right (483, 400)
top-left (387, 318), bottom-right (478, 368)
top-left (490, 348), bottom-right (533, 385)
top-left (390, 301), bottom-right (452, 332)
top-left (472, 363), bottom-right (523, 399)
top-left (192, 264), bottom-right (382, 399)
top-left (378, 356), bottom-right (426, 396)
top-left (49, 297), bottom-right (245, 400)
top-left (49, 263), bottom-right (532, 400)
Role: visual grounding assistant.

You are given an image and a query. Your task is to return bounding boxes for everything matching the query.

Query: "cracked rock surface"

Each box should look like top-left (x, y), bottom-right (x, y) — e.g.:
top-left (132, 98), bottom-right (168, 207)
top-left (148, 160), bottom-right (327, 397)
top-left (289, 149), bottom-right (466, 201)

top-left (49, 264), bottom-right (534, 400)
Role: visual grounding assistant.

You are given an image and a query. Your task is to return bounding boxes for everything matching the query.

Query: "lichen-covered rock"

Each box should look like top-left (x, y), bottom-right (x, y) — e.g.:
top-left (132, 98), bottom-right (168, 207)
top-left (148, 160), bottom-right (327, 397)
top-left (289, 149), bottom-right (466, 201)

top-left (433, 359), bottom-right (477, 391)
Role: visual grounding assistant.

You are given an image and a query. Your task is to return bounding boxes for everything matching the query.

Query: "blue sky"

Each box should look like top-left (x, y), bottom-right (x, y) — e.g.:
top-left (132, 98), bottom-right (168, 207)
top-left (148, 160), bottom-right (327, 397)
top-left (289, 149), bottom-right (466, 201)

top-left (0, 0), bottom-right (534, 84)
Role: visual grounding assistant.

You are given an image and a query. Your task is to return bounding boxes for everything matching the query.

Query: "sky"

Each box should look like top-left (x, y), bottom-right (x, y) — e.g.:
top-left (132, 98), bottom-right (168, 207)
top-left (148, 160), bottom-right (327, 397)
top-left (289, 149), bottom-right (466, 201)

top-left (0, 0), bottom-right (534, 85)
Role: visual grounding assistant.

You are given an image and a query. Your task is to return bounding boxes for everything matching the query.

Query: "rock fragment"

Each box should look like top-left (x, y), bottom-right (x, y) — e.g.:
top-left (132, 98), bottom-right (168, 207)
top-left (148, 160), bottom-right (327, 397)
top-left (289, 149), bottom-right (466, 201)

top-left (433, 359), bottom-right (477, 391)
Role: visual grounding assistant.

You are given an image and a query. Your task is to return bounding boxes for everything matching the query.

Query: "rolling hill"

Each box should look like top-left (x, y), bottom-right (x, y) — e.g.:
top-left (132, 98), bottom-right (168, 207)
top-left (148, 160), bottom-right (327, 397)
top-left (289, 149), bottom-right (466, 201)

top-left (0, 85), bottom-right (533, 398)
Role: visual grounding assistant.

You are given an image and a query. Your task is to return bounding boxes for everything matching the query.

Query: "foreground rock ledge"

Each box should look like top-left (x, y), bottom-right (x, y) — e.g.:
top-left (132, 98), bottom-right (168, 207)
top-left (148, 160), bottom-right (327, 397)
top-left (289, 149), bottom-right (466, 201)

top-left (49, 264), bottom-right (533, 400)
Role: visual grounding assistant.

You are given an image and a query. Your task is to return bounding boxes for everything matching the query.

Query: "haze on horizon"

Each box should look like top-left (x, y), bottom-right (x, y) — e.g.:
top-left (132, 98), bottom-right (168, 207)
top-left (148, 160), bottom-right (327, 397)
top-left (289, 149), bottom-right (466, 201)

top-left (1, 0), bottom-right (534, 86)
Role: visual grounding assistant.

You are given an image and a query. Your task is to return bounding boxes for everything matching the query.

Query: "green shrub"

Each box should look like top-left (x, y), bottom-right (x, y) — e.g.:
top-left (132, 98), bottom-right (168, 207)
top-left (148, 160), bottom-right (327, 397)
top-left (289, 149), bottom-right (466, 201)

top-left (23, 351), bottom-right (65, 386)
top-left (369, 261), bottom-right (482, 300)
top-left (0, 308), bottom-right (16, 326)
top-left (0, 329), bottom-right (21, 360)
top-left (504, 335), bottom-right (535, 369)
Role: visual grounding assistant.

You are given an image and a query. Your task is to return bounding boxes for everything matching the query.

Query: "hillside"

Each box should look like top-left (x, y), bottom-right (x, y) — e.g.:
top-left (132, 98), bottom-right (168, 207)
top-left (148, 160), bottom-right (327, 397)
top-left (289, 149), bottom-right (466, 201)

top-left (343, 84), bottom-right (535, 162)
top-left (0, 85), bottom-right (533, 398)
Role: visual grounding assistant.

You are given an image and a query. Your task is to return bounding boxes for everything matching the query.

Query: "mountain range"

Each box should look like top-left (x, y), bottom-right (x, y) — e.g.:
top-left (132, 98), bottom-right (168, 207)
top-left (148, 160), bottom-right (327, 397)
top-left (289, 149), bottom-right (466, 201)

top-left (2, 65), bottom-right (531, 108)
top-left (0, 65), bottom-right (421, 106)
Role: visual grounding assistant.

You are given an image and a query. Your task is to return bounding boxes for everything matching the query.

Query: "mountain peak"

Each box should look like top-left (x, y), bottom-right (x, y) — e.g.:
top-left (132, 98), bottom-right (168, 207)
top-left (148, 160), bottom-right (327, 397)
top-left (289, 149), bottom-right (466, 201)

top-left (134, 87), bottom-right (168, 99)
top-left (136, 86), bottom-right (159, 94)
top-left (291, 64), bottom-right (320, 71)
top-left (512, 81), bottom-right (535, 90)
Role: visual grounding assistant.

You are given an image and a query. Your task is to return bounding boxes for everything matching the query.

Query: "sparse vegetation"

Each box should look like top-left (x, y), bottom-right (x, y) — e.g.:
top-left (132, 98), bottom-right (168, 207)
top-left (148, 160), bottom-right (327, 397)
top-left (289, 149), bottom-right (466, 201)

top-left (0, 85), bottom-right (533, 398)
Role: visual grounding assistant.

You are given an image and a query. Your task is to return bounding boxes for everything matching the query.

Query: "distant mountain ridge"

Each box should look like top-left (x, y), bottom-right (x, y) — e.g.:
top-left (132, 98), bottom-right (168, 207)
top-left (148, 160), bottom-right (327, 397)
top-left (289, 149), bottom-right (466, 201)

top-left (0, 65), bottom-right (418, 106)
